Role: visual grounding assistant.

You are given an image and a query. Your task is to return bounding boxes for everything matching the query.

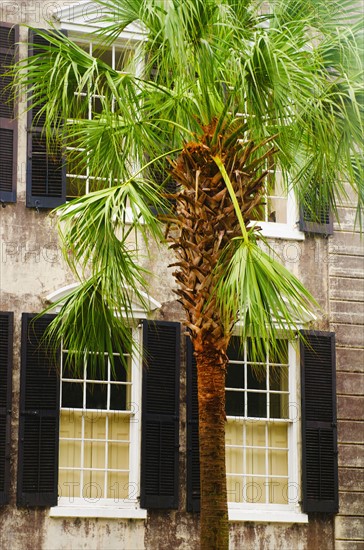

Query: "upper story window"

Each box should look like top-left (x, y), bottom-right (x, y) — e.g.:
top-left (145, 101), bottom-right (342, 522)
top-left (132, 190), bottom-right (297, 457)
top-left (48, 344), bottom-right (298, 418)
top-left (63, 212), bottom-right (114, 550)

top-left (65, 39), bottom-right (133, 200)
top-left (250, 168), bottom-right (303, 240)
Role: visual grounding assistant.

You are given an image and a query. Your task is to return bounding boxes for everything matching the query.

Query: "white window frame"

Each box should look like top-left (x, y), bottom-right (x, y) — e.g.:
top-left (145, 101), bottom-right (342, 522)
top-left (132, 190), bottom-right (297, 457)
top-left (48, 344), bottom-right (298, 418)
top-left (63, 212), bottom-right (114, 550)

top-left (46, 284), bottom-right (160, 519)
top-left (52, 324), bottom-right (144, 519)
top-left (226, 338), bottom-right (308, 523)
top-left (53, 1), bottom-right (144, 224)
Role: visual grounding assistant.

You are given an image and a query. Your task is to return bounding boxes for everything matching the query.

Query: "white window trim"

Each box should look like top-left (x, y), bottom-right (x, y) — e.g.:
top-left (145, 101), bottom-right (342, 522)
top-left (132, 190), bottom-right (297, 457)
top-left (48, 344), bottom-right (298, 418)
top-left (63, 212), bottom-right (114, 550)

top-left (249, 189), bottom-right (304, 241)
top-left (226, 339), bottom-right (308, 524)
top-left (228, 508), bottom-right (308, 523)
top-left (54, 1), bottom-right (146, 42)
top-left (46, 285), bottom-right (159, 519)
top-left (50, 325), bottom-right (146, 520)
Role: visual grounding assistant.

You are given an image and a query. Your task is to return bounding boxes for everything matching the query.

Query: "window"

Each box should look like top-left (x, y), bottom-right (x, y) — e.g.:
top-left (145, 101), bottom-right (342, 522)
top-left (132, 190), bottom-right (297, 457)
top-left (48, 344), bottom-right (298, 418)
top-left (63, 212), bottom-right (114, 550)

top-left (58, 329), bottom-right (142, 510)
top-left (187, 331), bottom-right (338, 521)
top-left (249, 168), bottom-right (304, 241)
top-left (225, 338), bottom-right (296, 513)
top-left (66, 39), bottom-right (133, 200)
top-left (18, 310), bottom-right (181, 517)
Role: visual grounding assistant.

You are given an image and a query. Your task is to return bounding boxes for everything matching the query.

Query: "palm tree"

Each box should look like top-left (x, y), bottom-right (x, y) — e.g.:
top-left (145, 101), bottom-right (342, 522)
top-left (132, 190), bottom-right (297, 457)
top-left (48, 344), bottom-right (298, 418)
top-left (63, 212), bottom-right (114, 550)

top-left (16, 0), bottom-right (363, 547)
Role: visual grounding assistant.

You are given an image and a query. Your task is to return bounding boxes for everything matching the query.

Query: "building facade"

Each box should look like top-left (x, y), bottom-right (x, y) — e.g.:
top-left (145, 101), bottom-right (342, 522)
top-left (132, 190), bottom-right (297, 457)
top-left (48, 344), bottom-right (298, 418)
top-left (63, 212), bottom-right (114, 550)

top-left (0, 2), bottom-right (363, 549)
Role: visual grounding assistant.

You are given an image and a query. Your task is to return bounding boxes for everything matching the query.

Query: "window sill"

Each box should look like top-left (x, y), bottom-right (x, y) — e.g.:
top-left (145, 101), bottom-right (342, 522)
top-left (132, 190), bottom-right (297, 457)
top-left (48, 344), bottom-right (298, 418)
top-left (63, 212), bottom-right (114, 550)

top-left (252, 222), bottom-right (305, 241)
top-left (228, 508), bottom-right (308, 524)
top-left (49, 505), bottom-right (147, 519)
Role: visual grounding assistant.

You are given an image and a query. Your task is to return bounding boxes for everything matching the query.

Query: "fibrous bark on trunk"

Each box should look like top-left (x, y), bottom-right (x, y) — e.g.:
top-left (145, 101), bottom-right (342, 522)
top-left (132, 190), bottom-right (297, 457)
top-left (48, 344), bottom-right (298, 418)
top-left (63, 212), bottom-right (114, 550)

top-left (164, 120), bottom-right (276, 549)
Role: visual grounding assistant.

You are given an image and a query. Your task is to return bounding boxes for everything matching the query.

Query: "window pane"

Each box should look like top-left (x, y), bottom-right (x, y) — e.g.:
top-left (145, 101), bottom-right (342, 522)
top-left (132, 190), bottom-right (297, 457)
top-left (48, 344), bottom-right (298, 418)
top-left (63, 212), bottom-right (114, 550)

top-left (66, 176), bottom-right (87, 199)
top-left (245, 477), bottom-right (265, 504)
top-left (270, 393), bottom-right (289, 419)
top-left (226, 390), bottom-right (244, 416)
top-left (109, 441), bottom-right (129, 471)
top-left (246, 338), bottom-right (267, 362)
top-left (269, 340), bottom-right (288, 364)
top-left (91, 96), bottom-right (103, 116)
top-left (94, 47), bottom-right (112, 67)
top-left (86, 359), bottom-right (107, 381)
top-left (269, 365), bottom-right (288, 391)
top-left (110, 384), bottom-right (127, 411)
top-left (83, 469), bottom-right (105, 500)
top-left (58, 469), bottom-right (81, 499)
top-left (67, 155), bottom-right (87, 177)
top-left (267, 197), bottom-right (287, 224)
top-left (247, 392), bottom-right (266, 417)
top-left (226, 476), bottom-right (244, 504)
top-left (86, 383), bottom-right (107, 409)
top-left (269, 478), bottom-right (287, 504)
top-left (59, 411), bottom-right (82, 468)
top-left (62, 354), bottom-right (82, 379)
top-left (112, 355), bottom-right (128, 382)
top-left (107, 472), bottom-right (130, 500)
top-left (247, 365), bottom-right (266, 390)
top-left (109, 414), bottom-right (130, 441)
top-left (225, 421), bottom-right (243, 472)
top-left (62, 381), bottom-right (83, 408)
top-left (246, 421), bottom-right (266, 448)
top-left (114, 49), bottom-right (132, 71)
top-left (227, 337), bottom-right (243, 361)
top-left (226, 362), bottom-right (244, 389)
top-left (84, 412), bottom-right (106, 440)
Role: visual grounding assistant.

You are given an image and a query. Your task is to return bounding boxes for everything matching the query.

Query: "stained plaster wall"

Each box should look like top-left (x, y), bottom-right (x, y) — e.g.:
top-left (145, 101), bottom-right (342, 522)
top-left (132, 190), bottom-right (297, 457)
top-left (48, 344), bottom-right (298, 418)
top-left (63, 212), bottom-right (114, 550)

top-left (0, 1), bottom-right (352, 548)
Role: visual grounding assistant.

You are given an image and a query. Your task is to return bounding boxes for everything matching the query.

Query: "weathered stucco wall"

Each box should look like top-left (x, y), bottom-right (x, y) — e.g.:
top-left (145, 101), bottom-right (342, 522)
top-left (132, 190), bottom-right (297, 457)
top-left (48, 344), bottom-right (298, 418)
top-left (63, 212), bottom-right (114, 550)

top-left (0, 1), bottom-right (361, 548)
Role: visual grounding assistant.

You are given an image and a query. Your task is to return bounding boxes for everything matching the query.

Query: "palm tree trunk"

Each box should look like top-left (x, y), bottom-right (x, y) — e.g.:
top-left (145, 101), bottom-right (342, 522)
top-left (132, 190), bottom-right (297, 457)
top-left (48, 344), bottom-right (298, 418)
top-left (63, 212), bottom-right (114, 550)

top-left (194, 343), bottom-right (229, 550)
top-left (165, 126), bottom-right (275, 549)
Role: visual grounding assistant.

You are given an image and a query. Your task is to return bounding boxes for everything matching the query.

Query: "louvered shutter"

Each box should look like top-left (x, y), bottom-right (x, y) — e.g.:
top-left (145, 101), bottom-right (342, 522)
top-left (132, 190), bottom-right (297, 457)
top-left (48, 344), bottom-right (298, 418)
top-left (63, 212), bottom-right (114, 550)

top-left (140, 320), bottom-right (180, 509)
top-left (26, 30), bottom-right (66, 209)
top-left (147, 163), bottom-right (177, 216)
top-left (0, 23), bottom-right (18, 203)
top-left (299, 186), bottom-right (333, 235)
top-left (0, 312), bottom-right (13, 505)
top-left (300, 331), bottom-right (338, 513)
top-left (186, 336), bottom-right (200, 512)
top-left (17, 313), bottom-right (60, 507)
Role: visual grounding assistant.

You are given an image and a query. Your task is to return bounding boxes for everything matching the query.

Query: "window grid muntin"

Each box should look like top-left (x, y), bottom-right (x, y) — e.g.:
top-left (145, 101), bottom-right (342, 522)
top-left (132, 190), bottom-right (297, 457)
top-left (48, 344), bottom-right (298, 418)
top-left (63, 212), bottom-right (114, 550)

top-left (226, 340), bottom-right (291, 506)
top-left (59, 349), bottom-right (133, 500)
top-left (66, 40), bottom-right (129, 199)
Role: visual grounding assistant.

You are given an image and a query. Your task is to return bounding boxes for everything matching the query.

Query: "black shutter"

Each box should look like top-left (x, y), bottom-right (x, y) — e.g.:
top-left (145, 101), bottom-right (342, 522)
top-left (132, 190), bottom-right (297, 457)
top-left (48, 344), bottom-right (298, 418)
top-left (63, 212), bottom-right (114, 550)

top-left (140, 320), bottom-right (180, 509)
top-left (300, 331), bottom-right (338, 514)
top-left (299, 187), bottom-right (333, 235)
top-left (147, 162), bottom-right (177, 216)
top-left (186, 336), bottom-right (200, 512)
top-left (0, 312), bottom-right (13, 505)
top-left (0, 23), bottom-right (18, 203)
top-left (17, 313), bottom-right (60, 507)
top-left (26, 30), bottom-right (66, 209)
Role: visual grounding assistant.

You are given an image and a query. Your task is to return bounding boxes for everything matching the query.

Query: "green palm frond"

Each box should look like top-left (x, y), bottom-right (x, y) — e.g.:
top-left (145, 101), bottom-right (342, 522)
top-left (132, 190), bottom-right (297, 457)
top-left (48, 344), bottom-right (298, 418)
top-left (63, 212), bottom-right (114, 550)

top-left (11, 0), bottom-right (363, 369)
top-left (214, 235), bottom-right (319, 361)
top-left (44, 275), bottom-right (138, 377)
